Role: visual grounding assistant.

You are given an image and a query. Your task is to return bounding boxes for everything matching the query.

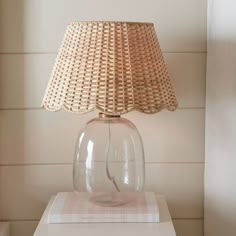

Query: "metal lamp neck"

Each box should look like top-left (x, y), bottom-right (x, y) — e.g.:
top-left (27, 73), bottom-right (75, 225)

top-left (98, 112), bottom-right (121, 118)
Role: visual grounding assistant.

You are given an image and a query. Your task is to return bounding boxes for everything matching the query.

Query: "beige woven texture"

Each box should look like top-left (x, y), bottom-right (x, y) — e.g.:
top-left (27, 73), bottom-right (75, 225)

top-left (42, 21), bottom-right (178, 115)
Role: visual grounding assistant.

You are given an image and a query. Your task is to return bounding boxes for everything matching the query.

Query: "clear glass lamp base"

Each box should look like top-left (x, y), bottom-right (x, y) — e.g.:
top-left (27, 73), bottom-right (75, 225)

top-left (73, 114), bottom-right (145, 206)
top-left (88, 192), bottom-right (137, 207)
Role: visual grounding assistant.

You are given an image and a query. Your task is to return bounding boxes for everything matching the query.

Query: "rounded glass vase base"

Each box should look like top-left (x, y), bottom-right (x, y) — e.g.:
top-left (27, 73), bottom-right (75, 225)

top-left (88, 192), bottom-right (137, 207)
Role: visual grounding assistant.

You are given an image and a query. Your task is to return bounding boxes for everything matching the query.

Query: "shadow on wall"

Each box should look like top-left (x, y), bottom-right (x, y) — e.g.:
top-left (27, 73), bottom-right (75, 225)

top-left (0, 0), bottom-right (26, 223)
top-left (205, 31), bottom-right (236, 236)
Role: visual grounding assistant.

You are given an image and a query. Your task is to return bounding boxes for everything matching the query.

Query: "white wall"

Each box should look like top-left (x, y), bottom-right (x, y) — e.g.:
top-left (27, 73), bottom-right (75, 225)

top-left (205, 1), bottom-right (236, 235)
top-left (0, 1), bottom-right (206, 236)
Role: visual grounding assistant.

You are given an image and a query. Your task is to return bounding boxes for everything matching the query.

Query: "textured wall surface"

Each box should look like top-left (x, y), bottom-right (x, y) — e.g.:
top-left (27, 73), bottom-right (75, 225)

top-left (205, 0), bottom-right (236, 235)
top-left (0, 0), bottom-right (206, 235)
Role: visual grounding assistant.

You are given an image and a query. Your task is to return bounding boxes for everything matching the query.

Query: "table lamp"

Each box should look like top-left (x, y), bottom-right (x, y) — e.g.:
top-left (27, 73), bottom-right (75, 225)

top-left (42, 21), bottom-right (178, 206)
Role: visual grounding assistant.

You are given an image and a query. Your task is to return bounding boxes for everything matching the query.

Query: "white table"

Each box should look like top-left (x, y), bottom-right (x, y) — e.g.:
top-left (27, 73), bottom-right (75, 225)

top-left (34, 195), bottom-right (176, 236)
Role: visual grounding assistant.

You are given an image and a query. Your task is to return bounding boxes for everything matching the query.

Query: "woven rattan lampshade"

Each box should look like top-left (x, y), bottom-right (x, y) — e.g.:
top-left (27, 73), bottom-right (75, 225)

top-left (42, 21), bottom-right (178, 115)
